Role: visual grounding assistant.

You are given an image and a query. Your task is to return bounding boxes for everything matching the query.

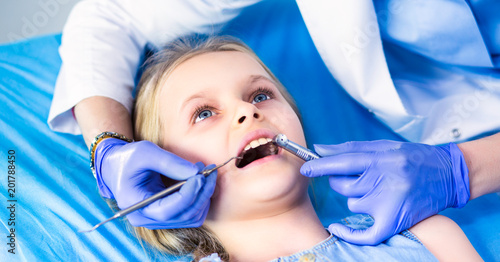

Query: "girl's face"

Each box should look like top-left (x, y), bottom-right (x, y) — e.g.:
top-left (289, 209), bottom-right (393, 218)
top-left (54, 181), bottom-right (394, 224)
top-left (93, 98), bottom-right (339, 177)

top-left (159, 51), bottom-right (308, 222)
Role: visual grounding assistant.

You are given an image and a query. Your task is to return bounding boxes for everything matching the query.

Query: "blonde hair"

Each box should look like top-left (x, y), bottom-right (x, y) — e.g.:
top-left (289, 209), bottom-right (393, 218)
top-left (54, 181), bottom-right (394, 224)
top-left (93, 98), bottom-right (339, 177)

top-left (132, 35), bottom-right (300, 261)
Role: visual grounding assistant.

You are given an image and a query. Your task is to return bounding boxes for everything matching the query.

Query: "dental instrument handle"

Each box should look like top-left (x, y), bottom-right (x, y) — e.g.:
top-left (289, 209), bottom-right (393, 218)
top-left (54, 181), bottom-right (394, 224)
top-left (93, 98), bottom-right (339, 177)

top-left (78, 181), bottom-right (187, 233)
top-left (115, 181), bottom-right (186, 218)
top-left (273, 134), bottom-right (320, 161)
top-left (79, 156), bottom-right (241, 233)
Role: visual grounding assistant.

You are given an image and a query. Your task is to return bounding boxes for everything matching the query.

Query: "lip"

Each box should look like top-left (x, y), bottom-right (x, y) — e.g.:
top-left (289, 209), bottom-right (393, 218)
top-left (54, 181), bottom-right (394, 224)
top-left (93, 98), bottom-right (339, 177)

top-left (235, 129), bottom-right (277, 160)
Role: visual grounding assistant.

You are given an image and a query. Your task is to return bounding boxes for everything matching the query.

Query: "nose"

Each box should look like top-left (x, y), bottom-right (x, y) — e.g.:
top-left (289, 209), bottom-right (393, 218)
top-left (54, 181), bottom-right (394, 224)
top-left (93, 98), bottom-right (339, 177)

top-left (234, 103), bottom-right (263, 126)
top-left (237, 113), bottom-right (260, 124)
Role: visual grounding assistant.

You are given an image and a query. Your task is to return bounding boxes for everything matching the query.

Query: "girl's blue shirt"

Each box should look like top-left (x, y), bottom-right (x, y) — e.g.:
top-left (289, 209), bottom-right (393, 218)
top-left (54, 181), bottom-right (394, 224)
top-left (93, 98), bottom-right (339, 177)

top-left (198, 214), bottom-right (437, 262)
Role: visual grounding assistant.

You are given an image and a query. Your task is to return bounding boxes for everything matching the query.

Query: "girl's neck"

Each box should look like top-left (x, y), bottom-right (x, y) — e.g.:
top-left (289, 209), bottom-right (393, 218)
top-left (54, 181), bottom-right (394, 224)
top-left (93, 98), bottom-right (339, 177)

top-left (205, 195), bottom-right (330, 262)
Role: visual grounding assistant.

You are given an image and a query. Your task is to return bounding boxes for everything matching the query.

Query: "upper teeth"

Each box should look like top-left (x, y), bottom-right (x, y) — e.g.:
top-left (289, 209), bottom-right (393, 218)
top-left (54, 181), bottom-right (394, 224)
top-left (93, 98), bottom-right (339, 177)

top-left (244, 138), bottom-right (273, 152)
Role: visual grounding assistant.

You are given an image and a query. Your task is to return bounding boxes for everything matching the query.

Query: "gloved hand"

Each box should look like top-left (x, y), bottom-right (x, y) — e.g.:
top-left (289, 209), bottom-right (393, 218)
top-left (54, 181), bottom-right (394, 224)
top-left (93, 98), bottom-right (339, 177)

top-left (93, 138), bottom-right (217, 229)
top-left (300, 140), bottom-right (470, 245)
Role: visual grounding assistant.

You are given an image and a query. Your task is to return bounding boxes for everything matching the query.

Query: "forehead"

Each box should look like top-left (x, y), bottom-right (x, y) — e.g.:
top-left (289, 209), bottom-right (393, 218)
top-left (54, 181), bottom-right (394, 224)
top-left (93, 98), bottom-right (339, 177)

top-left (159, 51), bottom-right (271, 100)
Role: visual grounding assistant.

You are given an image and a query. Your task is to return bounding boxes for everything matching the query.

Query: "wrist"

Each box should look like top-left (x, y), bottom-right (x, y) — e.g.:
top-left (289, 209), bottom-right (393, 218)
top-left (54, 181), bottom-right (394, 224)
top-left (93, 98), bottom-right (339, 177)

top-left (90, 131), bottom-right (133, 178)
top-left (446, 143), bottom-right (470, 208)
top-left (74, 96), bottom-right (133, 148)
top-left (91, 132), bottom-right (133, 199)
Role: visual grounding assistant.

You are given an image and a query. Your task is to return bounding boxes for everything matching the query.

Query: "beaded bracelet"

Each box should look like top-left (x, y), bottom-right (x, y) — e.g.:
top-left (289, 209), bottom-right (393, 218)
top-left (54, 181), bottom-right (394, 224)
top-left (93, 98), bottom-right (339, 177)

top-left (89, 131), bottom-right (133, 178)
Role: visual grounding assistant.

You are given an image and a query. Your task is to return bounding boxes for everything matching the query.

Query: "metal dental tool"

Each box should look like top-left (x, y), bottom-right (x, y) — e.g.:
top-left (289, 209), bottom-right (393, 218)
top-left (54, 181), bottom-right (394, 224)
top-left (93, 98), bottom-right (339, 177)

top-left (273, 134), bottom-right (320, 161)
top-left (79, 156), bottom-right (242, 233)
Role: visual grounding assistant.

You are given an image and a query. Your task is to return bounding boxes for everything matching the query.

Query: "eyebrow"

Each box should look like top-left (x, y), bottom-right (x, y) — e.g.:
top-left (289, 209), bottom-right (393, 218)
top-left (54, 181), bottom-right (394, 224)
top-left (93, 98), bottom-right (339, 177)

top-left (180, 74), bottom-right (276, 110)
top-left (248, 74), bottom-right (276, 85)
top-left (181, 91), bottom-right (207, 111)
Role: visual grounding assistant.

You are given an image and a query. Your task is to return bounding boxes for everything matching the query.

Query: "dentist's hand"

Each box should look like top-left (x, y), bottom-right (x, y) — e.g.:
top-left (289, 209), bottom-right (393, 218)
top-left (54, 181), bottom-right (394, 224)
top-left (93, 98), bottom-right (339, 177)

top-left (93, 138), bottom-right (216, 229)
top-left (300, 140), bottom-right (470, 245)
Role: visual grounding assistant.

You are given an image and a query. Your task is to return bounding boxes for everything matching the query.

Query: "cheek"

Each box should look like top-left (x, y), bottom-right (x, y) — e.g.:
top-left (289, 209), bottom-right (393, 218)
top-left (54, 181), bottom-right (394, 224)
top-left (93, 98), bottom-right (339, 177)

top-left (270, 105), bottom-right (306, 145)
top-left (163, 129), bottom-right (225, 165)
top-left (211, 170), bottom-right (230, 199)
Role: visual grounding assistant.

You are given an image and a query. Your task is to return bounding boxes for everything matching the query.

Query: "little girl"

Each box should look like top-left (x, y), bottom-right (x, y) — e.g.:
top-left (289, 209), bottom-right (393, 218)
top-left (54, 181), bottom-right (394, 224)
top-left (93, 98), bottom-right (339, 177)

top-left (130, 35), bottom-right (481, 261)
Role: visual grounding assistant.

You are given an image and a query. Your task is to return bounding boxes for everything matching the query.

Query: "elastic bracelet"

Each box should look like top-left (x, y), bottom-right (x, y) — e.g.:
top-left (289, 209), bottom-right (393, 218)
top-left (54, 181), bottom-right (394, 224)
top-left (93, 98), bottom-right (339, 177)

top-left (89, 131), bottom-right (133, 178)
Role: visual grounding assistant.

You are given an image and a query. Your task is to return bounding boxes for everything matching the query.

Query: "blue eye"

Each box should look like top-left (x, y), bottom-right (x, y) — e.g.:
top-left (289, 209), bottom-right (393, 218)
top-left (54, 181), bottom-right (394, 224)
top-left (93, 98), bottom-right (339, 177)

top-left (194, 109), bottom-right (214, 123)
top-left (252, 93), bottom-right (270, 104)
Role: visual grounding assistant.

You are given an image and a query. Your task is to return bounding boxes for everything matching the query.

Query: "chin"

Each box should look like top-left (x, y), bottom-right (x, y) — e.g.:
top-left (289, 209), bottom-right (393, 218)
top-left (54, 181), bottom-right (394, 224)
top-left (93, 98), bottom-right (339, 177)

top-left (208, 160), bottom-right (309, 221)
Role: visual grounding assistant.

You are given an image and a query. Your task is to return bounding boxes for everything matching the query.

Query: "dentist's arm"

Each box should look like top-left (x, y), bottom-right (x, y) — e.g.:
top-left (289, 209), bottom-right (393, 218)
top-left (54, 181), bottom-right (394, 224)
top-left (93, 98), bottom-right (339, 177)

top-left (301, 132), bottom-right (500, 245)
top-left (75, 97), bottom-right (133, 147)
top-left (459, 132), bottom-right (500, 199)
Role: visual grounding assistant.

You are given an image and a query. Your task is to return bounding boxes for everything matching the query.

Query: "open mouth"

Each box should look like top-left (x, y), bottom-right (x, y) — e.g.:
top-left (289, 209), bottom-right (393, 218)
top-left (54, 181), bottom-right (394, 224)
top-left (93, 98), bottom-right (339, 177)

top-left (235, 138), bottom-right (279, 168)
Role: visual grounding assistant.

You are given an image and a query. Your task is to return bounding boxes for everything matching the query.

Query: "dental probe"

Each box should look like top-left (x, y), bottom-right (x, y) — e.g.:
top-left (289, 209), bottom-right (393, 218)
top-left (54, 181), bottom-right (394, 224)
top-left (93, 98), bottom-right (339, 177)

top-left (79, 156), bottom-right (242, 233)
top-left (273, 134), bottom-right (320, 161)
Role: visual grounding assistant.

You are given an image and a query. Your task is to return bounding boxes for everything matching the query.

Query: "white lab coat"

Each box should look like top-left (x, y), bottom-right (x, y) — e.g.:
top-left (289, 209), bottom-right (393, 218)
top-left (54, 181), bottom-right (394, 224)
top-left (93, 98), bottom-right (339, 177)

top-left (48, 0), bottom-right (500, 144)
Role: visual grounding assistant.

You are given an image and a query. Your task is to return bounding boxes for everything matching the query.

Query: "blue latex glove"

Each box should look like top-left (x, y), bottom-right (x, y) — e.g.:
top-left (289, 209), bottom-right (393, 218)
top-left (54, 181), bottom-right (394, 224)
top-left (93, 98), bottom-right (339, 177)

top-left (300, 140), bottom-right (470, 245)
top-left (93, 138), bottom-right (217, 229)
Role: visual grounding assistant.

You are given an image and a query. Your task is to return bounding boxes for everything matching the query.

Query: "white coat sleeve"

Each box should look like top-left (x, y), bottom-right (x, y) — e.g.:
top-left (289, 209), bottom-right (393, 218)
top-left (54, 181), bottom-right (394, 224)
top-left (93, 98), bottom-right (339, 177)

top-left (48, 0), bottom-right (260, 134)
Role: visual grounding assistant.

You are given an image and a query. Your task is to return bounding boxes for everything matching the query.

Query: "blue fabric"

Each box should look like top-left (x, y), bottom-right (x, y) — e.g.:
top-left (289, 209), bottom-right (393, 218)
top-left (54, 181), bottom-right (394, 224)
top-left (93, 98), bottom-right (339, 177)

top-left (200, 215), bottom-right (437, 262)
top-left (467, 0), bottom-right (500, 57)
top-left (374, 0), bottom-right (499, 67)
top-left (271, 215), bottom-right (437, 262)
top-left (1, 0), bottom-right (500, 261)
top-left (0, 35), bottom-right (174, 262)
